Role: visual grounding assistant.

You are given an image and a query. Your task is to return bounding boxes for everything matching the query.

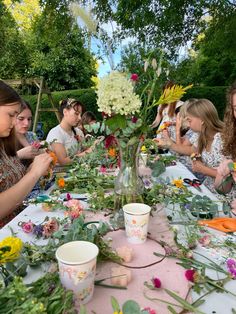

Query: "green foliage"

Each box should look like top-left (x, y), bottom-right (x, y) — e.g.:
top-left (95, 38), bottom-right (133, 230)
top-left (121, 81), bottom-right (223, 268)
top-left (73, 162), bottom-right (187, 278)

top-left (0, 1), bottom-right (30, 79)
top-left (183, 86), bottom-right (227, 119)
top-left (21, 88), bottom-right (98, 137)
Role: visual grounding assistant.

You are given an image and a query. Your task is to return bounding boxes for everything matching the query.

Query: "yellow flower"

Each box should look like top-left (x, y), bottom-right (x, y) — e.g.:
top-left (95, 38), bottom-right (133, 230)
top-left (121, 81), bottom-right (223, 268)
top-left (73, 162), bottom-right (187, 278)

top-left (172, 179), bottom-right (184, 189)
top-left (0, 237), bottom-right (23, 264)
top-left (141, 145), bottom-right (147, 152)
top-left (233, 162), bottom-right (236, 171)
top-left (113, 312), bottom-right (123, 314)
top-left (157, 84), bottom-right (193, 106)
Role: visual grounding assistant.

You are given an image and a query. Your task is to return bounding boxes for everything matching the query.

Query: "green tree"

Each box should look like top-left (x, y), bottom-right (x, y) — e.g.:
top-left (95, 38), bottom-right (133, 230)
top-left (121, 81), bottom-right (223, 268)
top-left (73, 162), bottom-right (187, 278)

top-left (0, 0), bottom-right (30, 79)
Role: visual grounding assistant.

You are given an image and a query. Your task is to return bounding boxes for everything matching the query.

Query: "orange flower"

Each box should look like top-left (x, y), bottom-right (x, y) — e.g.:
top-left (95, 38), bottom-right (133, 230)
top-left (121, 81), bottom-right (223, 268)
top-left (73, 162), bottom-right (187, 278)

top-left (48, 151), bottom-right (58, 166)
top-left (108, 147), bottom-right (117, 158)
top-left (57, 178), bottom-right (65, 188)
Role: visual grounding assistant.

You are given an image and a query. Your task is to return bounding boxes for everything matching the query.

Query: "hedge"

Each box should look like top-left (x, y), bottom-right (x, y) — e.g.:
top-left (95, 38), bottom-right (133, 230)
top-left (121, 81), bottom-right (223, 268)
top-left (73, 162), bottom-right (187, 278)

top-left (21, 86), bottom-right (228, 138)
top-left (183, 86), bottom-right (228, 119)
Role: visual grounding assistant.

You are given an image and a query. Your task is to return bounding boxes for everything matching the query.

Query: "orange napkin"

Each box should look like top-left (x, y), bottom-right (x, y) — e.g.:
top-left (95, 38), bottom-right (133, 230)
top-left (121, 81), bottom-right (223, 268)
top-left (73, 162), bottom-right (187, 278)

top-left (198, 217), bottom-right (236, 233)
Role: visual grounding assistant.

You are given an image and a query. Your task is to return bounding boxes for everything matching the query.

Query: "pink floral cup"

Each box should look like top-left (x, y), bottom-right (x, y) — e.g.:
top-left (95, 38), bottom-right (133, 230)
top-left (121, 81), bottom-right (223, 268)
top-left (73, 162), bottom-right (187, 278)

top-left (123, 203), bottom-right (151, 244)
top-left (55, 241), bottom-right (99, 305)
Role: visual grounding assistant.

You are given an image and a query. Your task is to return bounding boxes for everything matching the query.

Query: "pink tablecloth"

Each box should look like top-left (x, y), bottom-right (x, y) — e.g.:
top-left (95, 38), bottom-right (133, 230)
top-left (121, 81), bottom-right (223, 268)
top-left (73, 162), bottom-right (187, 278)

top-left (86, 209), bottom-right (191, 314)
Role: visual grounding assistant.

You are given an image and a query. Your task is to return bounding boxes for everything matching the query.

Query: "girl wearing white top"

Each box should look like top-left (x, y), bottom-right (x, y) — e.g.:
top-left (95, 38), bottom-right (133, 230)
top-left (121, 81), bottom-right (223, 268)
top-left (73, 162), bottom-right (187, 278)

top-left (46, 98), bottom-right (91, 165)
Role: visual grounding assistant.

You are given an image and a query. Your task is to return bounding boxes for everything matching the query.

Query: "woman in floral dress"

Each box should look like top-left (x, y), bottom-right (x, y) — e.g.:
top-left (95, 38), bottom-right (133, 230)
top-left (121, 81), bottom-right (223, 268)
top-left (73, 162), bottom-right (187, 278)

top-left (0, 81), bottom-right (52, 227)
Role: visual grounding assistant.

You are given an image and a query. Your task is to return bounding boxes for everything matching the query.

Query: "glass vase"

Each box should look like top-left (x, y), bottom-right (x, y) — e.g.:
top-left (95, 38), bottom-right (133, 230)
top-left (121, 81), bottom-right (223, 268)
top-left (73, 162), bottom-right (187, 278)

top-left (114, 139), bottom-right (144, 211)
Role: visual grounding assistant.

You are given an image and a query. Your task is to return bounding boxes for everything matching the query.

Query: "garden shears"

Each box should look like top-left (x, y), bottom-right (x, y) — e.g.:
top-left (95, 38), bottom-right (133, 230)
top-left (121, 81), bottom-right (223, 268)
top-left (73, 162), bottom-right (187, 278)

top-left (183, 178), bottom-right (202, 192)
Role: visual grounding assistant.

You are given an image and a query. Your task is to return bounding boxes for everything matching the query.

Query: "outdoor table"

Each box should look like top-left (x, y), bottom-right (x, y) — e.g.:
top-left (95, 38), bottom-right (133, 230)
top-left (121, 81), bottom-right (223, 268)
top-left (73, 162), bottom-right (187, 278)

top-left (0, 162), bottom-right (236, 313)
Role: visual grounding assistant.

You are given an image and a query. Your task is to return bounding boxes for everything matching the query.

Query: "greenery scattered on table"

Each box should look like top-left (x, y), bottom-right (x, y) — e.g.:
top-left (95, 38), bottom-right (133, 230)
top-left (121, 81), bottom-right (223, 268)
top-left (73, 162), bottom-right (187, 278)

top-left (0, 273), bottom-right (76, 314)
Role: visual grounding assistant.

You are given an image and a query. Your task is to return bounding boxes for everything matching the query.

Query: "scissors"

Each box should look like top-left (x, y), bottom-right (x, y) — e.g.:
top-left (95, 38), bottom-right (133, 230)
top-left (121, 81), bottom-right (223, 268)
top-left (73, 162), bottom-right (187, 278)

top-left (183, 178), bottom-right (202, 192)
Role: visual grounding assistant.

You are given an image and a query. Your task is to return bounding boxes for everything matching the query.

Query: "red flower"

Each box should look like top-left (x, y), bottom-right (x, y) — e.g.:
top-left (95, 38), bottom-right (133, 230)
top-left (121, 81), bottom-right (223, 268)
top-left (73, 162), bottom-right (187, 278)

top-left (105, 135), bottom-right (117, 149)
top-left (143, 307), bottom-right (156, 314)
top-left (152, 277), bottom-right (162, 288)
top-left (185, 269), bottom-right (196, 282)
top-left (130, 73), bottom-right (139, 82)
top-left (131, 116), bottom-right (138, 123)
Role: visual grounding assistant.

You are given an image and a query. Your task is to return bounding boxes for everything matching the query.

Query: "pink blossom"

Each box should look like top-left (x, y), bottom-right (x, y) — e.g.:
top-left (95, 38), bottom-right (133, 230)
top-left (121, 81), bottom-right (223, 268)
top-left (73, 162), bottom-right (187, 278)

top-left (185, 269), bottom-right (196, 282)
top-left (226, 258), bottom-right (236, 278)
top-left (130, 73), bottom-right (139, 82)
top-left (64, 199), bottom-right (83, 211)
top-left (43, 218), bottom-right (59, 238)
top-left (22, 221), bottom-right (34, 233)
top-left (143, 307), bottom-right (157, 314)
top-left (152, 277), bottom-right (162, 288)
top-left (31, 141), bottom-right (41, 149)
top-left (198, 235), bottom-right (211, 247)
top-left (100, 165), bottom-right (107, 173)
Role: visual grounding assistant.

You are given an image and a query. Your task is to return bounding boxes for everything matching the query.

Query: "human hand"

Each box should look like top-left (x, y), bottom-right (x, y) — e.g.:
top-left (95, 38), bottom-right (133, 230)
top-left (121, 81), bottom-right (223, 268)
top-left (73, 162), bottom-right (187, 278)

top-left (30, 152), bottom-right (53, 178)
top-left (217, 159), bottom-right (233, 178)
top-left (191, 160), bottom-right (204, 173)
top-left (17, 145), bottom-right (41, 159)
top-left (153, 138), bottom-right (172, 149)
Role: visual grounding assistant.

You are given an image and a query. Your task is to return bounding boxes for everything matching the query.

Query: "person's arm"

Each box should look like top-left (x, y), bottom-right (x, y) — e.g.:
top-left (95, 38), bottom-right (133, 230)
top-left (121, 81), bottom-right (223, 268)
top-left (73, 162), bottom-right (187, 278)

top-left (214, 159), bottom-right (234, 193)
top-left (154, 137), bottom-right (195, 155)
top-left (17, 146), bottom-right (40, 159)
top-left (0, 153), bottom-right (52, 219)
top-left (192, 160), bottom-right (217, 178)
top-left (51, 143), bottom-right (72, 165)
top-left (150, 111), bottom-right (162, 129)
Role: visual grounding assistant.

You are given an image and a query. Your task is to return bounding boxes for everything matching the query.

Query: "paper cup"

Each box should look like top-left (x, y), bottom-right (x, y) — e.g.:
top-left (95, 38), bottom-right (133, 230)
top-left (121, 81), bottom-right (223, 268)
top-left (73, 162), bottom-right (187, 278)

top-left (55, 241), bottom-right (99, 305)
top-left (122, 203), bottom-right (151, 244)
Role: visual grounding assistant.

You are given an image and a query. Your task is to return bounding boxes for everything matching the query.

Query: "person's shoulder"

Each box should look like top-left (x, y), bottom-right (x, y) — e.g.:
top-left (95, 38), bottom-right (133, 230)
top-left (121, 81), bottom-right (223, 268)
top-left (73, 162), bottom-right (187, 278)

top-left (46, 125), bottom-right (63, 141)
top-left (74, 127), bottom-right (84, 138)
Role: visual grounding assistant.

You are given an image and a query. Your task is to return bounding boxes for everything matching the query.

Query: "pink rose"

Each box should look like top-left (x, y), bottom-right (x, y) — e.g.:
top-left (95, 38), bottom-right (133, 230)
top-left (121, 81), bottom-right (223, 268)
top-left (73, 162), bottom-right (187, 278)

top-left (185, 269), bottom-right (196, 282)
top-left (152, 277), bottom-right (161, 288)
top-left (198, 235), bottom-right (211, 247)
top-left (143, 307), bottom-right (157, 314)
top-left (64, 199), bottom-right (83, 211)
top-left (22, 221), bottom-right (34, 233)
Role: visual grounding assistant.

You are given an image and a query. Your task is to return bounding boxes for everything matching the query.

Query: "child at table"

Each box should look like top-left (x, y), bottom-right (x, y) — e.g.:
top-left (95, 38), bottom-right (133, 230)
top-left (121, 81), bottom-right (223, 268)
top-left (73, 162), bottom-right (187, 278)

top-left (15, 101), bottom-right (42, 165)
top-left (151, 80), bottom-right (183, 141)
top-left (155, 98), bottom-right (224, 192)
top-left (0, 80), bottom-right (52, 227)
top-left (215, 81), bottom-right (236, 214)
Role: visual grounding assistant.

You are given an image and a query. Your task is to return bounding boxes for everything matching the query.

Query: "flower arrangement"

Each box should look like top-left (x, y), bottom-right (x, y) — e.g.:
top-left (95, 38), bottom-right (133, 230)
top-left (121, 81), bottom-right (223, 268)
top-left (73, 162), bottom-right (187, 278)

top-left (20, 218), bottom-right (60, 238)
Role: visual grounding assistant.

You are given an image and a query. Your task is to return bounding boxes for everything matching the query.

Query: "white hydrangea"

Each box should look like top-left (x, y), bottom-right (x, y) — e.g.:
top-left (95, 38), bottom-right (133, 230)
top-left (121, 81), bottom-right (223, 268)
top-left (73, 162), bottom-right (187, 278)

top-left (96, 71), bottom-right (142, 116)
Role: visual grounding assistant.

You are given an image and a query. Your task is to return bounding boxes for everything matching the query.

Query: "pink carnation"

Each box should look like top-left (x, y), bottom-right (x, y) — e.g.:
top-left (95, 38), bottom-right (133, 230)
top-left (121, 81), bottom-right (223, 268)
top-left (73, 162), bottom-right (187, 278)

top-left (22, 221), bottom-right (34, 233)
top-left (43, 218), bottom-right (59, 238)
top-left (64, 199), bottom-right (83, 211)
top-left (100, 165), bottom-right (107, 173)
top-left (31, 141), bottom-right (41, 149)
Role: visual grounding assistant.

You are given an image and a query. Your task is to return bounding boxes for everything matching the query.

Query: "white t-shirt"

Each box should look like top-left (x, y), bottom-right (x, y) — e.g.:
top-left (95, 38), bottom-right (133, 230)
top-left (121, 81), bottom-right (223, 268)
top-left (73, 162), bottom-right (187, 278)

top-left (46, 125), bottom-right (84, 154)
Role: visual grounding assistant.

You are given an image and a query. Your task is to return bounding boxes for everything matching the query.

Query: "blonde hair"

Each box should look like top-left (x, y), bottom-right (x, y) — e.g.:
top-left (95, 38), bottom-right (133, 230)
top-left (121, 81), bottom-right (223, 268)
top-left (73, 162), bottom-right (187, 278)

top-left (179, 99), bottom-right (198, 128)
top-left (186, 99), bottom-right (224, 154)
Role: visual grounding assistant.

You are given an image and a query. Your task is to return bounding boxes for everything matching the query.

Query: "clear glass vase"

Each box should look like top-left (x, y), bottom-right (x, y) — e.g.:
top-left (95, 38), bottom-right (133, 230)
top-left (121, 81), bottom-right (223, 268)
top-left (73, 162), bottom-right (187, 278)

top-left (114, 139), bottom-right (144, 211)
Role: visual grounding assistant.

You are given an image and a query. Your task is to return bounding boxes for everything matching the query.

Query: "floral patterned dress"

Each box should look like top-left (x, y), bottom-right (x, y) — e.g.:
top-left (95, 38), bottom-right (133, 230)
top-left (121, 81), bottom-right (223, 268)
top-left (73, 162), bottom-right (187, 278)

top-left (0, 145), bottom-right (26, 227)
top-left (194, 132), bottom-right (224, 192)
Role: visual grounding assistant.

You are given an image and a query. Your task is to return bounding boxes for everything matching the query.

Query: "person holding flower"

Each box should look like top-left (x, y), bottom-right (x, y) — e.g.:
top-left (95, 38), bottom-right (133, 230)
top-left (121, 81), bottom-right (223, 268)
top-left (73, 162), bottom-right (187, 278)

top-left (46, 98), bottom-right (97, 165)
top-left (151, 80), bottom-right (183, 141)
top-left (215, 81), bottom-right (236, 213)
top-left (0, 81), bottom-right (52, 227)
top-left (155, 99), bottom-right (224, 192)
top-left (15, 101), bottom-right (42, 166)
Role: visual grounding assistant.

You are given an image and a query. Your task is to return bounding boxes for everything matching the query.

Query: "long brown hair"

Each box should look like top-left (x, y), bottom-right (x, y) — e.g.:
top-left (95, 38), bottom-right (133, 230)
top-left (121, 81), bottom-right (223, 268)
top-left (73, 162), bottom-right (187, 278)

top-left (222, 82), bottom-right (236, 159)
top-left (159, 81), bottom-right (177, 118)
top-left (186, 99), bottom-right (224, 154)
top-left (0, 80), bottom-right (22, 156)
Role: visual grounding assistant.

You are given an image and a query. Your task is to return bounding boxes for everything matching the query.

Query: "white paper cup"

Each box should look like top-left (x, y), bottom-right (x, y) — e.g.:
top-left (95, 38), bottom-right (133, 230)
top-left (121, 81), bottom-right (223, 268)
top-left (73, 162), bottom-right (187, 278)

top-left (122, 203), bottom-right (151, 244)
top-left (55, 241), bottom-right (99, 305)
